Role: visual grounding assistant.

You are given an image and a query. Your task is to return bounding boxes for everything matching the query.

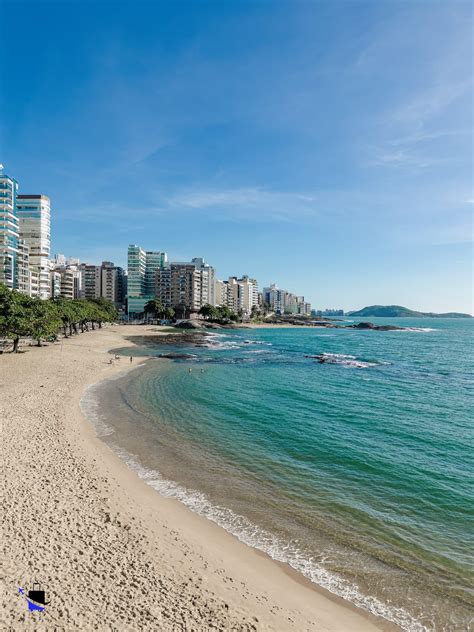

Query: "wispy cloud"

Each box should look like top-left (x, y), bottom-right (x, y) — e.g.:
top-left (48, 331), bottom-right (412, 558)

top-left (166, 187), bottom-right (321, 222)
top-left (391, 80), bottom-right (471, 130)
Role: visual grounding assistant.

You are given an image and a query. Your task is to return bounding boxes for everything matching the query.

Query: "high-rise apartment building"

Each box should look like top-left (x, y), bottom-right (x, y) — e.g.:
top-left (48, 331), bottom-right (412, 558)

top-left (127, 245), bottom-right (168, 316)
top-left (262, 283), bottom-right (311, 315)
top-left (51, 270), bottom-right (62, 297)
top-left (17, 194), bottom-right (51, 299)
top-left (100, 261), bottom-right (126, 307)
top-left (0, 168), bottom-right (19, 289)
top-left (56, 267), bottom-right (79, 299)
top-left (17, 239), bottom-right (31, 295)
top-left (191, 258), bottom-right (216, 307)
top-left (155, 262), bottom-right (202, 314)
top-left (215, 275), bottom-right (259, 315)
top-left (154, 257), bottom-right (216, 315)
top-left (79, 263), bottom-right (101, 299)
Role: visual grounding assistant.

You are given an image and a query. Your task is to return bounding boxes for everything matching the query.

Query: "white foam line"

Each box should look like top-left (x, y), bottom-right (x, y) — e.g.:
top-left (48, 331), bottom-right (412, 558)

top-left (102, 443), bottom-right (429, 632)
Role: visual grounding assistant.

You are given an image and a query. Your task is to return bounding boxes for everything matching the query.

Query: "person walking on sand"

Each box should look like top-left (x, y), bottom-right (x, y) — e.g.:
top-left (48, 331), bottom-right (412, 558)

top-left (130, 356), bottom-right (133, 364)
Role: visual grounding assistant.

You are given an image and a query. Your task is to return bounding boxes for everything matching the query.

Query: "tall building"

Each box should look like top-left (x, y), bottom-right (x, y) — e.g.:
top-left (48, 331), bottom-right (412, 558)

top-left (263, 283), bottom-right (311, 315)
top-left (17, 239), bottom-right (32, 295)
top-left (0, 168), bottom-right (19, 289)
top-left (56, 267), bottom-right (79, 299)
top-left (155, 262), bottom-right (202, 314)
top-left (127, 245), bottom-right (168, 316)
top-left (17, 194), bottom-right (51, 299)
top-left (50, 255), bottom-right (83, 299)
top-left (51, 269), bottom-right (62, 298)
top-left (79, 263), bottom-right (101, 299)
top-left (191, 257), bottom-right (216, 307)
top-left (215, 275), bottom-right (259, 315)
top-left (154, 257), bottom-right (216, 315)
top-left (100, 261), bottom-right (126, 308)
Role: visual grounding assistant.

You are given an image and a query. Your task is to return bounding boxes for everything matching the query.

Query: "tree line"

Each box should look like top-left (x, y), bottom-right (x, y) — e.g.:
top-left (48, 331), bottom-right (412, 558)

top-left (0, 284), bottom-right (118, 352)
top-left (144, 299), bottom-right (241, 323)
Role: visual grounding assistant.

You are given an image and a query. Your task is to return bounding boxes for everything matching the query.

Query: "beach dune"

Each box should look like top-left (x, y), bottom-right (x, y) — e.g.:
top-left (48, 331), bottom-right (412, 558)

top-left (1, 325), bottom-right (390, 631)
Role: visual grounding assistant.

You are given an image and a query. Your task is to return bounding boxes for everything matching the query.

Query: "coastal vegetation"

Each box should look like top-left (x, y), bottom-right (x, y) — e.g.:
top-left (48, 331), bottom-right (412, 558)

top-left (144, 298), bottom-right (175, 321)
top-left (199, 303), bottom-right (240, 323)
top-left (0, 284), bottom-right (118, 352)
top-left (348, 305), bottom-right (472, 318)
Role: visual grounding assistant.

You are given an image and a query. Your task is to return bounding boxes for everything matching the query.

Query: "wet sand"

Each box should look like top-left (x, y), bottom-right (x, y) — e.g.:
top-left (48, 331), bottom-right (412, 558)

top-left (1, 324), bottom-right (391, 630)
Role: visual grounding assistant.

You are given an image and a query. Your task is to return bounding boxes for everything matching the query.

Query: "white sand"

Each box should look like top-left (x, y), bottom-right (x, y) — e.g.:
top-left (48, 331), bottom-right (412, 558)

top-left (1, 325), bottom-right (393, 630)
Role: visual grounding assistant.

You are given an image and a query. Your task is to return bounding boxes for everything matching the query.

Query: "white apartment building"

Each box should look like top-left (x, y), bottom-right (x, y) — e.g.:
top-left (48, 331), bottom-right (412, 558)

top-left (215, 275), bottom-right (259, 315)
top-left (0, 169), bottom-right (19, 290)
top-left (191, 258), bottom-right (216, 307)
top-left (17, 194), bottom-right (51, 299)
top-left (17, 239), bottom-right (32, 296)
top-left (262, 283), bottom-right (311, 315)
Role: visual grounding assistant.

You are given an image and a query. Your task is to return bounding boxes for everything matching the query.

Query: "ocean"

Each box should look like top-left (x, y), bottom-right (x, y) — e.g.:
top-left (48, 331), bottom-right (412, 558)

top-left (81, 318), bottom-right (474, 631)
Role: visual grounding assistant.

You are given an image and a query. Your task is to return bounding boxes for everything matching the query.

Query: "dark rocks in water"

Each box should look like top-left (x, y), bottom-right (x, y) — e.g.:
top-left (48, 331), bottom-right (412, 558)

top-left (158, 352), bottom-right (197, 359)
top-left (349, 322), bottom-right (403, 331)
top-left (173, 320), bottom-right (237, 330)
top-left (174, 320), bottom-right (204, 329)
top-left (124, 331), bottom-right (210, 348)
top-left (305, 354), bottom-right (330, 363)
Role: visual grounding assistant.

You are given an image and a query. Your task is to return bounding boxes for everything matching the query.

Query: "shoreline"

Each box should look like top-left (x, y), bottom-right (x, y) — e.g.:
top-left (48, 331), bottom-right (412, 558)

top-left (2, 325), bottom-right (394, 630)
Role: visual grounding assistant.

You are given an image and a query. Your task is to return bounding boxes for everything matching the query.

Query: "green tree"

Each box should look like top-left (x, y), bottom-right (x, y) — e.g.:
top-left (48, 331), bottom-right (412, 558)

top-left (164, 306), bottom-right (175, 321)
top-left (199, 304), bottom-right (218, 320)
top-left (0, 285), bottom-right (34, 352)
top-left (29, 299), bottom-right (62, 346)
top-left (250, 304), bottom-right (260, 321)
top-left (0, 285), bottom-right (118, 352)
top-left (90, 297), bottom-right (118, 324)
top-left (144, 298), bottom-right (165, 320)
top-left (52, 297), bottom-right (76, 337)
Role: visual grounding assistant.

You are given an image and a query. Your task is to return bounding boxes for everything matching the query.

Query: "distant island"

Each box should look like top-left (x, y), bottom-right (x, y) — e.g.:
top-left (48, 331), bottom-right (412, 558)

top-left (347, 305), bottom-right (473, 318)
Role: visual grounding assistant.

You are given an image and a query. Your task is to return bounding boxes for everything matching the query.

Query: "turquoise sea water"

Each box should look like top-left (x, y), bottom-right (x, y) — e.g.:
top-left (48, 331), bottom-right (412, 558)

top-left (82, 319), bottom-right (474, 631)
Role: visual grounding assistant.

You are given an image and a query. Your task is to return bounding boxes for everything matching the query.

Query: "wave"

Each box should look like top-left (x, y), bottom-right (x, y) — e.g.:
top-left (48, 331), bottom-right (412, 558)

top-left (400, 327), bottom-right (437, 333)
top-left (309, 353), bottom-right (382, 369)
top-left (242, 339), bottom-right (273, 346)
top-left (81, 382), bottom-right (116, 437)
top-left (102, 444), bottom-right (428, 632)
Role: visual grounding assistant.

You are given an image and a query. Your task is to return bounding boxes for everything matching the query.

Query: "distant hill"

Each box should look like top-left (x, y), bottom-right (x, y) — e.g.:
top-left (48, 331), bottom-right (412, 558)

top-left (347, 305), bottom-right (473, 318)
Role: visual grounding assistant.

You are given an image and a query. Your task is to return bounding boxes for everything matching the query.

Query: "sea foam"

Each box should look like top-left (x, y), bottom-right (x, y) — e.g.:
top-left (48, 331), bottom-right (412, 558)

top-left (101, 442), bottom-right (429, 632)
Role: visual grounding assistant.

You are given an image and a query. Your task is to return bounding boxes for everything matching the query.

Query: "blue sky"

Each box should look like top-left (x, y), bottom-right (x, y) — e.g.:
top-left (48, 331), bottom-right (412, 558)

top-left (1, 0), bottom-right (472, 312)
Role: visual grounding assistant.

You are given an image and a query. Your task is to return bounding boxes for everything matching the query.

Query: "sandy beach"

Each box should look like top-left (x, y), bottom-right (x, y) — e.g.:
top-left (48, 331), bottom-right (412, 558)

top-left (1, 325), bottom-right (391, 631)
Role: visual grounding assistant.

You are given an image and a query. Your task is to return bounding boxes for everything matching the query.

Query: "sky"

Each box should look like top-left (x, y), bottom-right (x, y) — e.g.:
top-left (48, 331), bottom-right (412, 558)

top-left (0, 0), bottom-right (472, 313)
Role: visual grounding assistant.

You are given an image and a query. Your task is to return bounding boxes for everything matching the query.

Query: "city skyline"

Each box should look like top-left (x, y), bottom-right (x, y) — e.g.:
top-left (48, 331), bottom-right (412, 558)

top-left (1, 1), bottom-right (472, 312)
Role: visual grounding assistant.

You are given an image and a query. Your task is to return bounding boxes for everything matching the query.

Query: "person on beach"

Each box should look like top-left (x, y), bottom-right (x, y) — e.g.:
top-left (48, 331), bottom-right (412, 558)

top-left (130, 356), bottom-right (133, 363)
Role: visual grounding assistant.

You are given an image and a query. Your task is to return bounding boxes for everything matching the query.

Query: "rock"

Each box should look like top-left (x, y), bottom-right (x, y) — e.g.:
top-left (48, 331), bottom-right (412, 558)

top-left (157, 353), bottom-right (197, 359)
top-left (174, 320), bottom-right (203, 329)
top-left (349, 322), bottom-right (403, 331)
top-left (304, 354), bottom-right (330, 363)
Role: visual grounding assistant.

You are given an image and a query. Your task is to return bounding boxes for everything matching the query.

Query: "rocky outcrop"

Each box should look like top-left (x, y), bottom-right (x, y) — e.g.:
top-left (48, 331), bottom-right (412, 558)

top-left (348, 322), bottom-right (403, 331)
top-left (158, 353), bottom-right (198, 359)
